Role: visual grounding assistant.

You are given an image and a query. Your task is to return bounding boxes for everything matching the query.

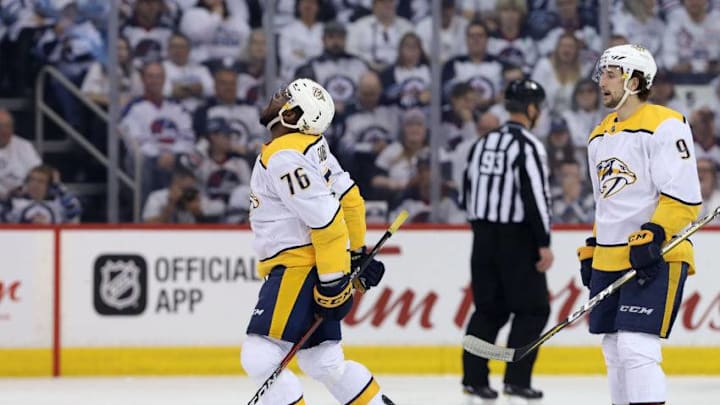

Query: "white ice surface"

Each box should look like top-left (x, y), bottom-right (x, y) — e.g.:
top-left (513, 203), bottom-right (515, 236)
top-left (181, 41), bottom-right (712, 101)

top-left (1, 375), bottom-right (719, 405)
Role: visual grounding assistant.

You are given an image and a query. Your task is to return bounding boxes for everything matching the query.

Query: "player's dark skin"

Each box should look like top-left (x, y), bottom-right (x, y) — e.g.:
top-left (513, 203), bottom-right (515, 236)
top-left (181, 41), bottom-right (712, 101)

top-left (259, 88), bottom-right (301, 140)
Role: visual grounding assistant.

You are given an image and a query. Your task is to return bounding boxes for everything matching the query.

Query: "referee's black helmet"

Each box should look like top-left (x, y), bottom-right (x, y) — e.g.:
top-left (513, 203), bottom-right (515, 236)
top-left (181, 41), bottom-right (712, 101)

top-left (504, 79), bottom-right (546, 114)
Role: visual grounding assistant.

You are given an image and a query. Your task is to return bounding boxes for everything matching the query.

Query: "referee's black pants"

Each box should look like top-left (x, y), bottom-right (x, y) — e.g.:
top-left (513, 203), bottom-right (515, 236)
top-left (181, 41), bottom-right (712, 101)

top-left (462, 220), bottom-right (550, 389)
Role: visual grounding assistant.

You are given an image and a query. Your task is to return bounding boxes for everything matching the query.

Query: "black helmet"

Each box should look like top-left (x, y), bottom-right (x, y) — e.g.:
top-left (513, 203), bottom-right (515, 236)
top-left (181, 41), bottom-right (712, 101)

top-left (504, 79), bottom-right (546, 114)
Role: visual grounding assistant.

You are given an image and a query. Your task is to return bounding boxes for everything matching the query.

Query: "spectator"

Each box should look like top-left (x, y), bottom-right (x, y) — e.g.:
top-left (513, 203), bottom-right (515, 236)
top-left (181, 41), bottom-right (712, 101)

top-left (546, 116), bottom-right (585, 185)
top-left (487, 63), bottom-right (526, 123)
top-left (701, 76), bottom-right (720, 132)
top-left (346, 0), bottom-right (413, 71)
top-left (329, 0), bottom-right (372, 23)
top-left (552, 160), bottom-right (594, 224)
top-left (142, 166), bottom-right (223, 223)
top-left (2, 164), bottom-right (81, 224)
top-left (607, 33), bottom-right (629, 47)
top-left (235, 29), bottom-right (267, 106)
top-left (0, 0), bottom-right (49, 96)
top-left (180, 0), bottom-right (250, 65)
top-left (442, 20), bottom-right (503, 109)
top-left (267, 0), bottom-right (337, 31)
top-left (691, 107), bottom-right (720, 167)
top-left (223, 183), bottom-right (251, 223)
top-left (662, 0), bottom-right (720, 74)
top-left (295, 21), bottom-right (369, 119)
top-left (279, 0), bottom-right (324, 81)
top-left (562, 78), bottom-right (604, 149)
top-left (487, 0), bottom-right (539, 73)
top-left (531, 32), bottom-right (591, 113)
top-left (416, 0), bottom-right (468, 64)
top-left (697, 157), bottom-right (720, 223)
top-left (648, 70), bottom-right (691, 117)
top-left (394, 0), bottom-right (430, 23)
top-left (538, 0), bottom-right (601, 59)
top-left (192, 118), bottom-right (251, 214)
top-left (193, 67), bottom-right (265, 162)
top-left (379, 32), bottom-right (431, 110)
top-left (162, 32), bottom-right (215, 112)
top-left (390, 155), bottom-right (465, 223)
top-left (122, 0), bottom-right (173, 66)
top-left (611, 0), bottom-right (664, 58)
top-left (459, 0), bottom-right (498, 20)
top-left (34, 1), bottom-right (103, 129)
top-left (120, 61), bottom-right (196, 198)
top-left (338, 71), bottom-right (399, 191)
top-left (34, 1), bottom-right (103, 81)
top-left (370, 108), bottom-right (428, 207)
top-left (451, 110), bottom-right (501, 190)
top-left (81, 36), bottom-right (136, 110)
top-left (441, 82), bottom-right (478, 152)
top-left (0, 109), bottom-right (41, 200)
top-left (76, 0), bottom-right (111, 31)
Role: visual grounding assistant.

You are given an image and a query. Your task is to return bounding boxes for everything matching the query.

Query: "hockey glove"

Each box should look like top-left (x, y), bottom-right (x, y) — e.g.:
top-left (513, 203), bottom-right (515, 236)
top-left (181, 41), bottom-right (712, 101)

top-left (350, 246), bottom-right (386, 293)
top-left (313, 274), bottom-right (354, 321)
top-left (576, 237), bottom-right (596, 288)
top-left (628, 222), bottom-right (666, 286)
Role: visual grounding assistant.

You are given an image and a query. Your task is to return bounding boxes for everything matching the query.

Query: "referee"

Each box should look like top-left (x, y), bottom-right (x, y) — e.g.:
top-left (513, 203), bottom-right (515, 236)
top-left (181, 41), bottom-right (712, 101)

top-left (460, 79), bottom-right (554, 401)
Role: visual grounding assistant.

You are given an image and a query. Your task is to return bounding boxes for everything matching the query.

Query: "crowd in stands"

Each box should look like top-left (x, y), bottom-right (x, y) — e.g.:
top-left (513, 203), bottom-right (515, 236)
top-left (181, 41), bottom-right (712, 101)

top-left (0, 0), bottom-right (718, 224)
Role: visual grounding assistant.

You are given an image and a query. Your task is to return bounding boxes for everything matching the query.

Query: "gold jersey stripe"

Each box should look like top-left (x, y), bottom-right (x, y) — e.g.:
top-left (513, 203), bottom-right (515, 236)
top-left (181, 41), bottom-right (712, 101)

top-left (661, 262), bottom-right (684, 338)
top-left (269, 266), bottom-right (313, 339)
top-left (345, 377), bottom-right (381, 405)
top-left (260, 132), bottom-right (321, 167)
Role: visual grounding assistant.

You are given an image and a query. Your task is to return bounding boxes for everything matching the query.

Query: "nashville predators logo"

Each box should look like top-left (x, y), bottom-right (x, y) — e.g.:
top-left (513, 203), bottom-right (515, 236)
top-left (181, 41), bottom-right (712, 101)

top-left (249, 191), bottom-right (260, 209)
top-left (312, 87), bottom-right (325, 101)
top-left (597, 157), bottom-right (637, 198)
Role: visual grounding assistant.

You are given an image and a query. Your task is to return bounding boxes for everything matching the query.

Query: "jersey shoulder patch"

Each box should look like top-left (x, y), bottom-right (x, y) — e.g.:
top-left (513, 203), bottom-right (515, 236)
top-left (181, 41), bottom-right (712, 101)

top-left (260, 133), bottom-right (322, 168)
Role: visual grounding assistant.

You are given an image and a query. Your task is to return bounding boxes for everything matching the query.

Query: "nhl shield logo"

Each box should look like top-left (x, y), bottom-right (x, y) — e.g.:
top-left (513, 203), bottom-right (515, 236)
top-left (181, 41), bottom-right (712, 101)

top-left (100, 261), bottom-right (141, 310)
top-left (94, 255), bottom-right (147, 315)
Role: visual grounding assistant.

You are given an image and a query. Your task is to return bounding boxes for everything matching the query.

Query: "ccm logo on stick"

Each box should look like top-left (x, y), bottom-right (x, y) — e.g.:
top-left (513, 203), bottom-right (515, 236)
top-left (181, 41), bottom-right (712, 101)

top-left (619, 305), bottom-right (654, 315)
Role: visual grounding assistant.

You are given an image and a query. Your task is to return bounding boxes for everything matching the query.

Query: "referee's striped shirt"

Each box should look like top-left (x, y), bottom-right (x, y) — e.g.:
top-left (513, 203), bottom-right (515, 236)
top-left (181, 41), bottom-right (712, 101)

top-left (461, 121), bottom-right (552, 246)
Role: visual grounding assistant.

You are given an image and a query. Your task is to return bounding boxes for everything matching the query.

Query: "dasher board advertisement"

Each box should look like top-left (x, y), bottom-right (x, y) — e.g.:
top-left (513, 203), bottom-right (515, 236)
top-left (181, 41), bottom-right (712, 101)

top-left (0, 230), bottom-right (54, 348)
top-left (59, 229), bottom-right (720, 347)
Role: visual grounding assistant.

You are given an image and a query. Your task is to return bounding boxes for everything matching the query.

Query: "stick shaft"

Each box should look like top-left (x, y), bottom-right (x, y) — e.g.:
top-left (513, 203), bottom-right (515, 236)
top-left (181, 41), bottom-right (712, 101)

top-left (464, 206), bottom-right (720, 362)
top-left (247, 210), bottom-right (409, 404)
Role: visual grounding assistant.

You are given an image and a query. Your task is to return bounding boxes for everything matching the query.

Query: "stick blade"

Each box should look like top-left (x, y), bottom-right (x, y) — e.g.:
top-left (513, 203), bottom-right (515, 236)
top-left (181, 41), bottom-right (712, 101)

top-left (462, 335), bottom-right (516, 362)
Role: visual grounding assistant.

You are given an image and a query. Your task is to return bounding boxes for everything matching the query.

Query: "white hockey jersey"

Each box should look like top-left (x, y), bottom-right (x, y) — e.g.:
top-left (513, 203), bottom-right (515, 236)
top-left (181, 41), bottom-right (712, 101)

top-left (119, 97), bottom-right (196, 157)
top-left (250, 133), bottom-right (366, 279)
top-left (588, 104), bottom-right (702, 273)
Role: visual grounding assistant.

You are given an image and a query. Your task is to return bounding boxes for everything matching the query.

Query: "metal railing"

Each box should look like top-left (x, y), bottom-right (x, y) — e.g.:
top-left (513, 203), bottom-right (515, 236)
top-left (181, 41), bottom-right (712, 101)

top-left (34, 65), bottom-right (142, 222)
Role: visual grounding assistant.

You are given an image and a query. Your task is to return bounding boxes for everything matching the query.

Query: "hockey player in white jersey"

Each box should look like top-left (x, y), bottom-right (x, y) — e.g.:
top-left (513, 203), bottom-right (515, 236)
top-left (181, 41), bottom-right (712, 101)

top-left (240, 78), bottom-right (392, 405)
top-left (577, 44), bottom-right (702, 405)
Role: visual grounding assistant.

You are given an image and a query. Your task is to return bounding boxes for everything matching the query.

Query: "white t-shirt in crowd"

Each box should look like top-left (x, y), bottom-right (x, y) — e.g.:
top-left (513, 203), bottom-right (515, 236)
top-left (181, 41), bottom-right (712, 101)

top-left (0, 136), bottom-right (41, 198)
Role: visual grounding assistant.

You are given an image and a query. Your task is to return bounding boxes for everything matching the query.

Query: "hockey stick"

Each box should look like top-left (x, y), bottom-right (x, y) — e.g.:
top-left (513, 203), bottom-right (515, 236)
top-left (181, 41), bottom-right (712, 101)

top-left (463, 206), bottom-right (720, 363)
top-left (247, 210), bottom-right (409, 405)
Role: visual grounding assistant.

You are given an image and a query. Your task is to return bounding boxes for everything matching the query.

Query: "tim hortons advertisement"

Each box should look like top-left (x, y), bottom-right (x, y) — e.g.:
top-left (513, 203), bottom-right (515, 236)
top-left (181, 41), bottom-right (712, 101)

top-left (59, 229), bottom-right (720, 347)
top-left (0, 230), bottom-right (54, 348)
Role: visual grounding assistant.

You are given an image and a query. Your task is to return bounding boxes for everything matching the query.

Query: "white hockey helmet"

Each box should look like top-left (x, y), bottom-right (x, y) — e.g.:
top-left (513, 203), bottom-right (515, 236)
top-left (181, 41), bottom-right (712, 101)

top-left (592, 44), bottom-right (657, 110)
top-left (275, 78), bottom-right (335, 135)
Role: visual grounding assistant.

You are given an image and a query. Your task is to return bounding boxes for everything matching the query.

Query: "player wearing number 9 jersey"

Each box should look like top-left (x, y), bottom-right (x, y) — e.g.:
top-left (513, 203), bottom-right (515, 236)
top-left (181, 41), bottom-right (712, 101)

top-left (240, 78), bottom-right (392, 405)
top-left (578, 45), bottom-right (702, 405)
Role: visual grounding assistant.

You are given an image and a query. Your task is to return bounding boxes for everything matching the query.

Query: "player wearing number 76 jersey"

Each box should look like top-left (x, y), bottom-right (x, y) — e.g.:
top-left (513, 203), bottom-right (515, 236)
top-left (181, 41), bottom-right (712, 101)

top-left (240, 78), bottom-right (391, 405)
top-left (578, 44), bottom-right (702, 405)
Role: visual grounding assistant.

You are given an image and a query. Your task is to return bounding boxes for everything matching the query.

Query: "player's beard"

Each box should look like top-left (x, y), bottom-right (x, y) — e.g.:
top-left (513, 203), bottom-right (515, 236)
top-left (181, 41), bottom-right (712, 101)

top-left (603, 90), bottom-right (623, 109)
top-left (259, 105), bottom-right (279, 127)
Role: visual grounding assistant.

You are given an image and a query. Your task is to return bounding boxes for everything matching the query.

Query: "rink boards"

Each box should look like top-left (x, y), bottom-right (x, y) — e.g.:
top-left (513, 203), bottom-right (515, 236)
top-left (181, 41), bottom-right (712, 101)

top-left (1, 225), bottom-right (719, 376)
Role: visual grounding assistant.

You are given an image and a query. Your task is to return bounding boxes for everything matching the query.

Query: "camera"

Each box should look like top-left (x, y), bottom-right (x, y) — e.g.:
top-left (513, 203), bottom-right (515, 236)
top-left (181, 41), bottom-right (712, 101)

top-left (178, 187), bottom-right (199, 209)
